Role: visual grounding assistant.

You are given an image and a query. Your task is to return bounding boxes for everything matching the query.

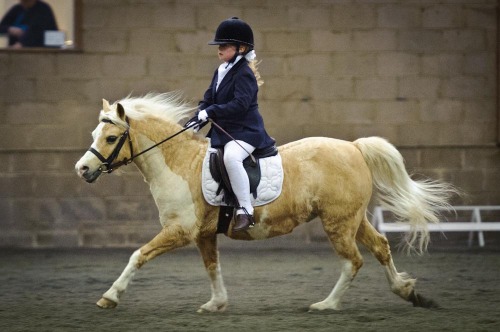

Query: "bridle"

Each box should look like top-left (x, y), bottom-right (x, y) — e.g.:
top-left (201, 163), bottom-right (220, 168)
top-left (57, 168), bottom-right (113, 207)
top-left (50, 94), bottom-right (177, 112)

top-left (88, 117), bottom-right (198, 174)
top-left (88, 118), bottom-right (133, 173)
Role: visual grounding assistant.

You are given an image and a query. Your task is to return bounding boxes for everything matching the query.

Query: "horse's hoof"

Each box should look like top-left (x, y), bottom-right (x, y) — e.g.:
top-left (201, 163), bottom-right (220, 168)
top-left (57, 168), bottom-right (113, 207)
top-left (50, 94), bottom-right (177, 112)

top-left (96, 297), bottom-right (117, 309)
top-left (409, 291), bottom-right (440, 309)
top-left (308, 301), bottom-right (340, 312)
top-left (197, 302), bottom-right (228, 313)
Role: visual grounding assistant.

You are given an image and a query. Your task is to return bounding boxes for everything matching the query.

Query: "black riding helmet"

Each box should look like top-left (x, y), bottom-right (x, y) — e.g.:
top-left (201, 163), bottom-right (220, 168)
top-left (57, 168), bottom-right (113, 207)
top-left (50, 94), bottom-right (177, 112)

top-left (208, 17), bottom-right (254, 48)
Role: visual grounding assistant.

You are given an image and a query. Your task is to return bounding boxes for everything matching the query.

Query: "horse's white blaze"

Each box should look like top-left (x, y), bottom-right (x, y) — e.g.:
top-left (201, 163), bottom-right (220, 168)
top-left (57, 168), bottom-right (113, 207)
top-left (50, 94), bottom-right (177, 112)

top-left (102, 249), bottom-right (141, 303)
top-left (75, 150), bottom-right (100, 177)
top-left (88, 122), bottom-right (106, 156)
top-left (91, 122), bottom-right (105, 141)
top-left (75, 123), bottom-right (106, 177)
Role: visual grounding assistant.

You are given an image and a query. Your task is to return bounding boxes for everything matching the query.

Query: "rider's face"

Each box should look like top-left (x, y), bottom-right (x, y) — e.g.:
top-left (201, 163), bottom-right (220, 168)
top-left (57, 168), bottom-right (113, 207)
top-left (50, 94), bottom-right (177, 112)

top-left (218, 44), bottom-right (237, 62)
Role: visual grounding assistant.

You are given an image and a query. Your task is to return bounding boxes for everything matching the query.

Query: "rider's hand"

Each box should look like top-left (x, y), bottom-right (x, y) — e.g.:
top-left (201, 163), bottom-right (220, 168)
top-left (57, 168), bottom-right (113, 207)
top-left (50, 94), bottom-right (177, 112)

top-left (184, 115), bottom-right (198, 128)
top-left (198, 110), bottom-right (208, 122)
top-left (184, 114), bottom-right (207, 133)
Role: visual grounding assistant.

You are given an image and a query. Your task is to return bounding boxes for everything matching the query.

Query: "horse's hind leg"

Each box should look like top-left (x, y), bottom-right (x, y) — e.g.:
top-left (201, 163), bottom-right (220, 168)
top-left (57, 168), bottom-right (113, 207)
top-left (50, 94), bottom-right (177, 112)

top-left (309, 216), bottom-right (364, 311)
top-left (96, 224), bottom-right (191, 308)
top-left (196, 235), bottom-right (228, 313)
top-left (356, 215), bottom-right (438, 308)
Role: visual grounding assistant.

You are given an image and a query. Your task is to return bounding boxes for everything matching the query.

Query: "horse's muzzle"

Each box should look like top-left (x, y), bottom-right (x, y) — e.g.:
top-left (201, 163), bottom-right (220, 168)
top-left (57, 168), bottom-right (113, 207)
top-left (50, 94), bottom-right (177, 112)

top-left (84, 169), bottom-right (102, 183)
top-left (76, 165), bottom-right (102, 183)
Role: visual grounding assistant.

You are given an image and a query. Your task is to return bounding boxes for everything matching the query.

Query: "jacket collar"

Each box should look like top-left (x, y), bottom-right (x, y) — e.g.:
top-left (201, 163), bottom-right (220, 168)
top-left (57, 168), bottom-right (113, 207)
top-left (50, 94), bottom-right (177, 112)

top-left (214, 59), bottom-right (247, 94)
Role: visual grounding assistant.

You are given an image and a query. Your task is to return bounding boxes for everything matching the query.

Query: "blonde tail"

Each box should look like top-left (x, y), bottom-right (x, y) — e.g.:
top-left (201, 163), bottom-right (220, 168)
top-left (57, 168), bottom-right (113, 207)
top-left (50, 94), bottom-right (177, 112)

top-left (354, 137), bottom-right (459, 254)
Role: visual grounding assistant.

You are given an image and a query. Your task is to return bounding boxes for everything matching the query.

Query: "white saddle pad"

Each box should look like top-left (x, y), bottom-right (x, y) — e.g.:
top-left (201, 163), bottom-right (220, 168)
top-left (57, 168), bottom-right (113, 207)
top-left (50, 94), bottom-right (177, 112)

top-left (201, 147), bottom-right (284, 207)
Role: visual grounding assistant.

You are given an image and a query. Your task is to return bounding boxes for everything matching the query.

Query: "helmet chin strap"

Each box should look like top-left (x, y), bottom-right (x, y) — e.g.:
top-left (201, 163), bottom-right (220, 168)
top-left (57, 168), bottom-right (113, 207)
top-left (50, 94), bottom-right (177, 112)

top-left (225, 44), bottom-right (252, 68)
top-left (225, 44), bottom-right (241, 68)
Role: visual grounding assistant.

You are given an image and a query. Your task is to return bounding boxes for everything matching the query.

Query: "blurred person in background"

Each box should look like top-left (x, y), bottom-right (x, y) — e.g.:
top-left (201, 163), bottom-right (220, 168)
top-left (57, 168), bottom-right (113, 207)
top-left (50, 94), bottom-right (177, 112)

top-left (0, 0), bottom-right (58, 48)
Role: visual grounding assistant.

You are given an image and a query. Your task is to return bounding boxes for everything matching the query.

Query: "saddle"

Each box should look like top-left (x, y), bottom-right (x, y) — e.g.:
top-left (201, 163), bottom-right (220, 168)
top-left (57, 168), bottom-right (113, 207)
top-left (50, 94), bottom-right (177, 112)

top-left (209, 144), bottom-right (278, 233)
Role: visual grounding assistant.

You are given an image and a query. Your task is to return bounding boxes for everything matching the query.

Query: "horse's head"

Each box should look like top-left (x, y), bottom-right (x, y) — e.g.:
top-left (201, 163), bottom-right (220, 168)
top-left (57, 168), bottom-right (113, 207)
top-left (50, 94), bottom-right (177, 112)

top-left (75, 99), bottom-right (133, 183)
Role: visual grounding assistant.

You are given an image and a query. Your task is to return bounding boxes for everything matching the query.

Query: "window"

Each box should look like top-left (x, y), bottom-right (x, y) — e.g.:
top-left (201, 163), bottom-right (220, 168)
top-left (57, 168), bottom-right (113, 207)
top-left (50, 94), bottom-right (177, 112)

top-left (0, 0), bottom-right (81, 51)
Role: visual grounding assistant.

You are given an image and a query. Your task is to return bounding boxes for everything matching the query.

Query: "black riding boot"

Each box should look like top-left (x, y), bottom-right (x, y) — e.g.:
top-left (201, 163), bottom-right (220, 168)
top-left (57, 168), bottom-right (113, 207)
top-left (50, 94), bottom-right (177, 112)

top-left (233, 213), bottom-right (254, 232)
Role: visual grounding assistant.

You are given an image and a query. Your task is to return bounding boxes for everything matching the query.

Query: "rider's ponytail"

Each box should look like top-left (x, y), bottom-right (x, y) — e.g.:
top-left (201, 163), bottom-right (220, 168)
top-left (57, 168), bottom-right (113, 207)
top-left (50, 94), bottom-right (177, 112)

top-left (248, 59), bottom-right (263, 87)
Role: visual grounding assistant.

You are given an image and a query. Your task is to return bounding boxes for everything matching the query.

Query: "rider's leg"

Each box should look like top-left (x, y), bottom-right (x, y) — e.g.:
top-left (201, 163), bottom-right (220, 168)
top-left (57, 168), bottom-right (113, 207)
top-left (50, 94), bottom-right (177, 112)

top-left (224, 140), bottom-right (255, 231)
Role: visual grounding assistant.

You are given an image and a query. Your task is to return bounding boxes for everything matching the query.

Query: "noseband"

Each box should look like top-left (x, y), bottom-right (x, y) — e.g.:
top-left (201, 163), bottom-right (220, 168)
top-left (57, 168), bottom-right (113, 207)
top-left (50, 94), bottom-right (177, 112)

top-left (88, 118), bottom-right (134, 173)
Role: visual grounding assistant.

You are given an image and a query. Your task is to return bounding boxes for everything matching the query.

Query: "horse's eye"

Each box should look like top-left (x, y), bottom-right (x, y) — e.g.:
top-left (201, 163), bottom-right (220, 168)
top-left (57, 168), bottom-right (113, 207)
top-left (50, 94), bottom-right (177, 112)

top-left (106, 136), bottom-right (118, 144)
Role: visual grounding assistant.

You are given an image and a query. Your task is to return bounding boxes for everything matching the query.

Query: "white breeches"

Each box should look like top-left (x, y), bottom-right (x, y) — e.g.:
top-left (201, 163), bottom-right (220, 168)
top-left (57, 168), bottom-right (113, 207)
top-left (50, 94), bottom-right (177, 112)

top-left (223, 140), bottom-right (256, 215)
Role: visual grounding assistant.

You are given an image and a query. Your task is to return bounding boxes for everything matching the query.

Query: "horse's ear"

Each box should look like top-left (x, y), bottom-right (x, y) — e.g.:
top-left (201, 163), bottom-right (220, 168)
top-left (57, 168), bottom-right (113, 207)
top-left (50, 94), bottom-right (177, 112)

top-left (116, 103), bottom-right (126, 120)
top-left (102, 99), bottom-right (110, 111)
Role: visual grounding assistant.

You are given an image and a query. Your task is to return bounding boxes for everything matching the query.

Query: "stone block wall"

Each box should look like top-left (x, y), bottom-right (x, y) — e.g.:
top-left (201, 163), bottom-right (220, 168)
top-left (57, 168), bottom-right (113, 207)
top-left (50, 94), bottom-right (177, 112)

top-left (0, 0), bottom-right (499, 248)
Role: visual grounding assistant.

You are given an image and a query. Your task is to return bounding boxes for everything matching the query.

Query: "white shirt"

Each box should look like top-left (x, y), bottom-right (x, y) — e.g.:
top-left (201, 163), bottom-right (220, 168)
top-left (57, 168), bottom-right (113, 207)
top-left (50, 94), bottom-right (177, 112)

top-left (215, 51), bottom-right (257, 91)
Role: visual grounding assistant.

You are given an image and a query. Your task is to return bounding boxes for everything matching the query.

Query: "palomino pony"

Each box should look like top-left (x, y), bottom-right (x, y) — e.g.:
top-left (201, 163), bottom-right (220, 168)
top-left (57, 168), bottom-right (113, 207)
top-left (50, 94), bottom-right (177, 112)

top-left (75, 93), bottom-right (456, 312)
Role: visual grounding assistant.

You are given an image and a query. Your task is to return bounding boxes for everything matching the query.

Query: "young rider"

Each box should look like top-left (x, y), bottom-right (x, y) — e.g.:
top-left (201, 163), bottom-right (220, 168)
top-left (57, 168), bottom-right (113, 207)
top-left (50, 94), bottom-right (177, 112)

top-left (197, 17), bottom-right (275, 232)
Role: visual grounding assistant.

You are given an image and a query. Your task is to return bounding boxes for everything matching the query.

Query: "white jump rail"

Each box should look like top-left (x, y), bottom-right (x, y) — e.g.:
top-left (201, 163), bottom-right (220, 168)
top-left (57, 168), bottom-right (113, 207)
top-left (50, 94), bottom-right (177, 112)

top-left (371, 206), bottom-right (500, 247)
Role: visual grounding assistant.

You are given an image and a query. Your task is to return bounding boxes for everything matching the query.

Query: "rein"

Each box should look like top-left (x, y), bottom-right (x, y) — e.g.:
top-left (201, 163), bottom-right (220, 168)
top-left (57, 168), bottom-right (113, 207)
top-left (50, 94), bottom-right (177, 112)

top-left (89, 118), bottom-right (198, 174)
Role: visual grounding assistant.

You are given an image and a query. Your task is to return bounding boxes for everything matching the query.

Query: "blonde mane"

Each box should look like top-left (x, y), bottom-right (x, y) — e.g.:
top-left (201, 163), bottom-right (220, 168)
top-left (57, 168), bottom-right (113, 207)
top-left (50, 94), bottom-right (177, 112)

top-left (100, 92), bottom-right (196, 128)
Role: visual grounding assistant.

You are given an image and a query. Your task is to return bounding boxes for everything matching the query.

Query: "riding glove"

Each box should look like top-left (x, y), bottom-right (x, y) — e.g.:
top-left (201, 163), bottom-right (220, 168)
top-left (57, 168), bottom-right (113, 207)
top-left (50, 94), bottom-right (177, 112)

top-left (184, 114), bottom-right (207, 133)
top-left (198, 110), bottom-right (208, 122)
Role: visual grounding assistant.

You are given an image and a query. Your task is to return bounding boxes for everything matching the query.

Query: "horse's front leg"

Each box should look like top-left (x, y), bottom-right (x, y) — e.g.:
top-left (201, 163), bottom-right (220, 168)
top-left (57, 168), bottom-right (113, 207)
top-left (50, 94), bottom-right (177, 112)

top-left (96, 224), bottom-right (191, 308)
top-left (196, 234), bottom-right (228, 313)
